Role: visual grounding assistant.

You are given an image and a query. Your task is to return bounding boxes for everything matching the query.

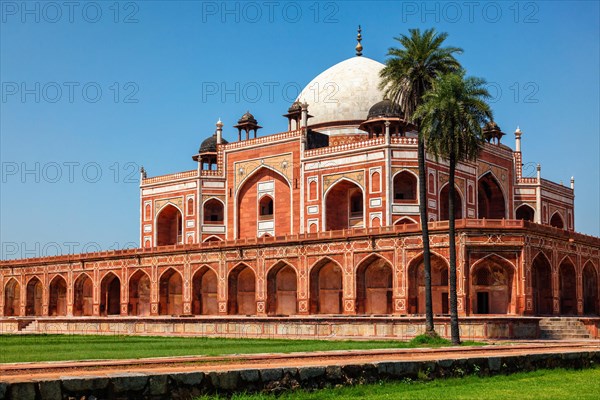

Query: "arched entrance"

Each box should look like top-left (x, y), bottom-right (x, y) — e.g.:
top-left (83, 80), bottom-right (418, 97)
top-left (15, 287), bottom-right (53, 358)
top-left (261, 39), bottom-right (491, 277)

top-left (325, 180), bottom-right (364, 230)
top-left (408, 254), bottom-right (449, 314)
top-left (478, 173), bottom-right (506, 219)
top-left (48, 276), bottom-right (67, 316)
top-left (73, 274), bottom-right (93, 316)
top-left (515, 204), bottom-right (535, 222)
top-left (192, 267), bottom-right (218, 315)
top-left (583, 262), bottom-right (599, 315)
top-left (309, 259), bottom-right (343, 314)
top-left (471, 256), bottom-right (515, 314)
top-left (559, 259), bottom-right (577, 315)
top-left (203, 199), bottom-right (224, 224)
top-left (532, 254), bottom-right (553, 315)
top-left (267, 262), bottom-right (297, 315)
top-left (356, 255), bottom-right (392, 314)
top-left (26, 277), bottom-right (43, 316)
top-left (159, 269), bottom-right (183, 315)
top-left (393, 171), bottom-right (417, 203)
top-left (237, 168), bottom-right (291, 239)
top-left (439, 185), bottom-right (462, 220)
top-left (550, 212), bottom-right (565, 229)
top-left (156, 204), bottom-right (183, 246)
top-left (100, 273), bottom-right (121, 316)
top-left (4, 279), bottom-right (20, 316)
top-left (228, 264), bottom-right (256, 315)
top-left (128, 270), bottom-right (151, 316)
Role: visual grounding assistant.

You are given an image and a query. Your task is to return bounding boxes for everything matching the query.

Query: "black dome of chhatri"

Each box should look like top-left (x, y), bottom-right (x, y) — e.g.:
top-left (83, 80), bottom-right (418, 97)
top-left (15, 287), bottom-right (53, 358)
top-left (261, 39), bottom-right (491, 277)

top-left (199, 133), bottom-right (228, 153)
top-left (288, 100), bottom-right (302, 113)
top-left (367, 99), bottom-right (403, 119)
top-left (238, 111), bottom-right (257, 124)
top-left (483, 121), bottom-right (501, 132)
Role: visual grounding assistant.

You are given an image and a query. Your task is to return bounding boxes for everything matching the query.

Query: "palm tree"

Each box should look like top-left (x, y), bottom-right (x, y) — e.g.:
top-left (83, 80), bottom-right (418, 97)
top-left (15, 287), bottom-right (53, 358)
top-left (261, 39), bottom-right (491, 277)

top-left (379, 29), bottom-right (462, 336)
top-left (415, 72), bottom-right (493, 344)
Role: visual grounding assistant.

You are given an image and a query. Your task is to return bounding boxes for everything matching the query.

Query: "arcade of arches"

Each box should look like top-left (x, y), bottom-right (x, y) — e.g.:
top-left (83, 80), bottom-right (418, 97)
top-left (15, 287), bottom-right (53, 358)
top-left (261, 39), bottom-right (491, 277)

top-left (437, 174), bottom-right (508, 221)
top-left (2, 250), bottom-right (599, 318)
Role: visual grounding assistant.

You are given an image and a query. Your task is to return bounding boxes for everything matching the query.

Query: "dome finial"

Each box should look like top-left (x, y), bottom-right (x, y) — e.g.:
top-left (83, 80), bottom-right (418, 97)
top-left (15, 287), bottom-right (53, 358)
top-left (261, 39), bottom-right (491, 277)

top-left (355, 25), bottom-right (363, 56)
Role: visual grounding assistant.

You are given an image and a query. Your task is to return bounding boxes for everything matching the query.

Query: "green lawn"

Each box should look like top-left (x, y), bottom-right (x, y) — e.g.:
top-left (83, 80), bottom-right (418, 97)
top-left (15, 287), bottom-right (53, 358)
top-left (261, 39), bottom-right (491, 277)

top-left (0, 334), bottom-right (479, 363)
top-left (200, 368), bottom-right (600, 400)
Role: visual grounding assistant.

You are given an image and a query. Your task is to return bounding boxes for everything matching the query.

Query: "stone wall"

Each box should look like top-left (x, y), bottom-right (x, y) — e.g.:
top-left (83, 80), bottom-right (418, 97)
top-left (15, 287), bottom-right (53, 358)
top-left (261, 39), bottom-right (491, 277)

top-left (0, 316), bottom-right (545, 340)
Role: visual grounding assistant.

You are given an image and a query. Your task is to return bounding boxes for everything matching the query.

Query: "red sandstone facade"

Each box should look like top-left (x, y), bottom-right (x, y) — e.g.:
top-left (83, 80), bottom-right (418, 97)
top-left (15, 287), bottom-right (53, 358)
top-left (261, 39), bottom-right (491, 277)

top-left (1, 51), bottom-right (599, 322)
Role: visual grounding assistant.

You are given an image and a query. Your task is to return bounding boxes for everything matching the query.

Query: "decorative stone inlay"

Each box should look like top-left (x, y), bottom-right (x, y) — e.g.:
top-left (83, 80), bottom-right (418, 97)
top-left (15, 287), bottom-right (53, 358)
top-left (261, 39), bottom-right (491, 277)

top-left (322, 170), bottom-right (364, 193)
top-left (155, 197), bottom-right (183, 216)
top-left (234, 154), bottom-right (293, 192)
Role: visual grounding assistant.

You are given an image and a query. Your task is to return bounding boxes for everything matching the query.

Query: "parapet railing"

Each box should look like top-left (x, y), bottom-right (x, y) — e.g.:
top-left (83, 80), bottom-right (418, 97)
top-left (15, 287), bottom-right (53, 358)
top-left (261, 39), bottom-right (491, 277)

top-left (304, 137), bottom-right (387, 157)
top-left (222, 130), bottom-right (302, 150)
top-left (141, 170), bottom-right (197, 185)
top-left (2, 219), bottom-right (598, 267)
top-left (517, 177), bottom-right (538, 184)
top-left (390, 137), bottom-right (418, 145)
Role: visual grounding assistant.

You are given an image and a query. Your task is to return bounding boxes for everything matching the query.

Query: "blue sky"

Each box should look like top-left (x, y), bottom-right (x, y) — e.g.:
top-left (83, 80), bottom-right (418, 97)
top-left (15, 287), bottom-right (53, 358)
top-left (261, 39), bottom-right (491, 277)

top-left (1, 1), bottom-right (598, 259)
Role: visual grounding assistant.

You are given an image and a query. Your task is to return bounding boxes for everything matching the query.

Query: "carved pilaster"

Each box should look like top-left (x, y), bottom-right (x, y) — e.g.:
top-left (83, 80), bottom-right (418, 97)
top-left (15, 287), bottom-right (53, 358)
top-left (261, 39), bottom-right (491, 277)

top-left (343, 248), bottom-right (355, 314)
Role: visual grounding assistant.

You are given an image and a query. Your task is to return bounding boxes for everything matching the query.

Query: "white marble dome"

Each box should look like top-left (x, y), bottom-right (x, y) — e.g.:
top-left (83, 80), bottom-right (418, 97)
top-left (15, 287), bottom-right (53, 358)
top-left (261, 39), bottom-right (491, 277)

top-left (296, 56), bottom-right (385, 127)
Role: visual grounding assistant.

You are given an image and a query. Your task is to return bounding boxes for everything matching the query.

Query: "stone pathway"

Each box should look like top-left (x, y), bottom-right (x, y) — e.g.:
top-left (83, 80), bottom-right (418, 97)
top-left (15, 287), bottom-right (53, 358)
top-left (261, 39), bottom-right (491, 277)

top-left (1, 340), bottom-right (598, 383)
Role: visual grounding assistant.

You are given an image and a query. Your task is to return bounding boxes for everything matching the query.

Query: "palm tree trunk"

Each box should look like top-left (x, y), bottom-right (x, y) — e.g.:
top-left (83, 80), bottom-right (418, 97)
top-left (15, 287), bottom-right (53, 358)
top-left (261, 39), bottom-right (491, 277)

top-left (417, 135), bottom-right (434, 335)
top-left (448, 149), bottom-right (461, 345)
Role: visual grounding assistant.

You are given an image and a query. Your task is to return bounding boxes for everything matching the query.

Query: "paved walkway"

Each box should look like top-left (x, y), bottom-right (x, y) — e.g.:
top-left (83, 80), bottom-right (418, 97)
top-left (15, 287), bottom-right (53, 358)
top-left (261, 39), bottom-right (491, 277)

top-left (1, 340), bottom-right (599, 384)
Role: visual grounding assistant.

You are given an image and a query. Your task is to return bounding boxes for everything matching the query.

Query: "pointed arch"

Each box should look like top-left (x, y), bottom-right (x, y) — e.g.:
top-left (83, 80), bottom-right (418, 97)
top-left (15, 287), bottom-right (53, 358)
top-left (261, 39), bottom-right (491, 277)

top-left (324, 178), bottom-right (365, 231)
top-left (392, 170), bottom-right (418, 203)
top-left (236, 164), bottom-right (292, 193)
top-left (237, 166), bottom-right (292, 239)
top-left (159, 268), bottom-right (183, 315)
top-left (471, 253), bottom-right (516, 271)
top-left (267, 261), bottom-right (298, 315)
top-left (323, 176), bottom-right (364, 198)
top-left (26, 276), bottom-right (43, 316)
top-left (258, 194), bottom-right (274, 218)
top-left (128, 270), bottom-right (150, 316)
top-left (187, 197), bottom-right (194, 216)
top-left (49, 275), bottom-right (67, 316)
top-left (203, 235), bottom-right (223, 242)
top-left (531, 252), bottom-right (553, 315)
top-left (356, 254), bottom-right (392, 314)
top-left (192, 266), bottom-right (218, 315)
top-left (394, 216), bottom-right (418, 225)
top-left (515, 204), bottom-right (535, 222)
top-left (558, 255), bottom-right (576, 269)
top-left (203, 197), bottom-right (224, 224)
top-left (550, 212), bottom-right (565, 229)
top-left (228, 263), bottom-right (256, 315)
top-left (309, 257), bottom-right (343, 314)
top-left (4, 278), bottom-right (20, 316)
top-left (439, 183), bottom-right (463, 220)
top-left (407, 252), bottom-right (449, 315)
top-left (559, 257), bottom-right (577, 315)
top-left (156, 203), bottom-right (183, 246)
top-left (73, 273), bottom-right (93, 316)
top-left (477, 171), bottom-right (507, 219)
top-left (470, 254), bottom-right (516, 314)
top-left (100, 272), bottom-right (120, 316)
top-left (583, 261), bottom-right (599, 315)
